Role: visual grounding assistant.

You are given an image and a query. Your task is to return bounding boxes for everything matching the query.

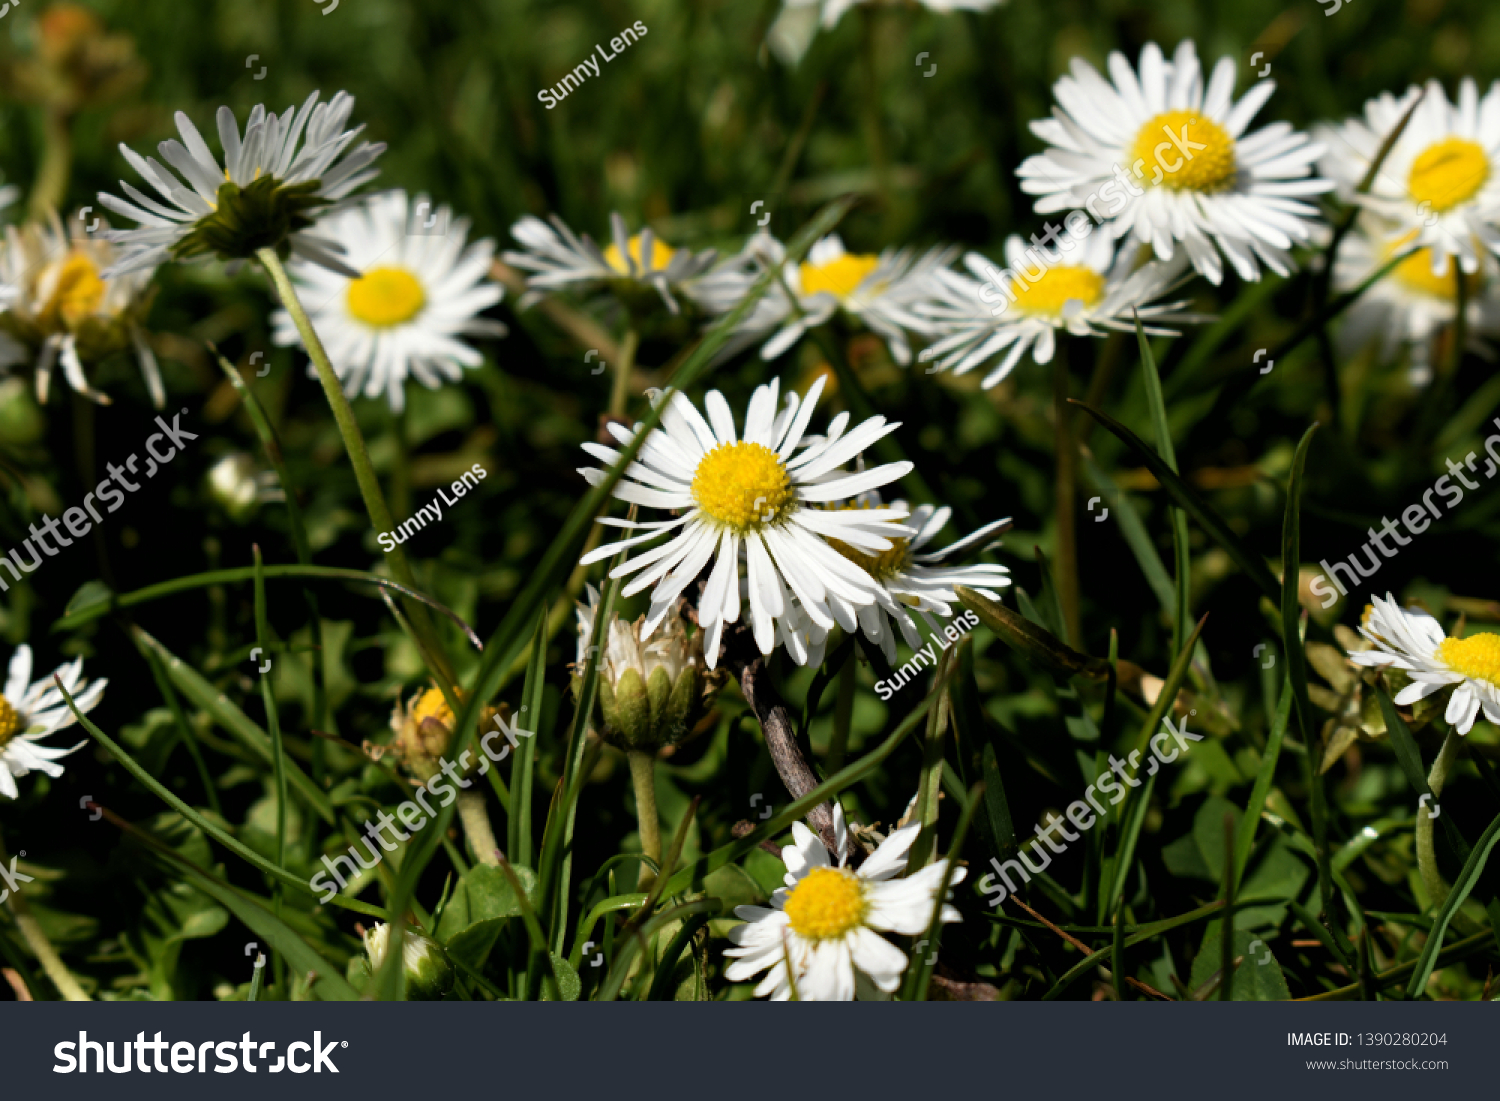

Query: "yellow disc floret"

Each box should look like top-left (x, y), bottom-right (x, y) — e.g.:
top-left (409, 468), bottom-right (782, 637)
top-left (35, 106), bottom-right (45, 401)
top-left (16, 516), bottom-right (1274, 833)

top-left (1390, 242), bottom-right (1485, 300)
top-left (691, 441), bottom-right (794, 533)
top-left (799, 252), bottom-right (880, 301)
top-left (411, 687), bottom-right (454, 728)
top-left (40, 252), bottom-right (107, 330)
top-left (604, 234), bottom-right (677, 274)
top-left (1438, 632), bottom-right (1500, 688)
top-left (783, 866), bottom-right (867, 941)
top-left (1408, 138), bottom-right (1490, 215)
top-left (347, 266), bottom-right (426, 328)
top-left (1131, 111), bottom-right (1237, 193)
top-left (1014, 265), bottom-right (1106, 317)
top-left (822, 503), bottom-right (911, 582)
top-left (0, 694), bottom-right (18, 747)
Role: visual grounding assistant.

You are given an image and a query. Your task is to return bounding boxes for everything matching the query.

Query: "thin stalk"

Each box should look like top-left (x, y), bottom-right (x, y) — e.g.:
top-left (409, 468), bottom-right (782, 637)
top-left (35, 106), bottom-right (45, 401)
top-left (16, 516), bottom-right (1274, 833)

top-left (456, 791), bottom-right (501, 868)
top-left (627, 750), bottom-right (662, 889)
top-left (0, 839), bottom-right (88, 1001)
top-left (908, 646), bottom-right (955, 870)
top-left (609, 330), bottom-right (639, 419)
top-left (1052, 359), bottom-right (1081, 646)
top-left (29, 111), bottom-right (71, 221)
top-left (1417, 727), bottom-right (1461, 909)
top-left (858, 7), bottom-right (891, 219)
top-left (255, 247), bottom-right (455, 688)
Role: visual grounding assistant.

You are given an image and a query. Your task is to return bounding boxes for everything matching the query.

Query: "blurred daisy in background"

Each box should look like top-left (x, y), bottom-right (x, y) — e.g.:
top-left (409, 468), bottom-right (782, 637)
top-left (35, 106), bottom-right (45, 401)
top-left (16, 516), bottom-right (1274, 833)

top-left (768, 0), bottom-right (1005, 66)
top-left (1318, 80), bottom-right (1500, 277)
top-left (724, 803), bottom-right (964, 1000)
top-left (1333, 215), bottom-right (1500, 379)
top-left (1018, 39), bottom-right (1332, 285)
top-left (503, 212), bottom-right (718, 314)
top-left (702, 233), bottom-right (956, 365)
top-left (270, 190), bottom-right (506, 413)
top-left (0, 645), bottom-right (106, 800)
top-left (916, 233), bottom-right (1196, 388)
top-left (1346, 594), bottom-right (1500, 734)
top-left (576, 375), bottom-right (915, 666)
top-left (98, 90), bottom-right (384, 276)
top-left (822, 492), bottom-right (1011, 663)
top-left (0, 210), bottom-right (163, 406)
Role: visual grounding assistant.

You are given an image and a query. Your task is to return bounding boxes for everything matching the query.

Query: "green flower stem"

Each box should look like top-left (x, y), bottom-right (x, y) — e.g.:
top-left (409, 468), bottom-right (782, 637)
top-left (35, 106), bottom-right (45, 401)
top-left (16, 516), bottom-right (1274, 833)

top-left (1417, 727), bottom-right (1460, 909)
top-left (456, 790), bottom-right (501, 867)
top-left (29, 110), bottom-right (71, 222)
top-left (255, 247), bottom-right (455, 687)
top-left (0, 839), bottom-right (88, 1001)
top-left (627, 749), bottom-right (662, 888)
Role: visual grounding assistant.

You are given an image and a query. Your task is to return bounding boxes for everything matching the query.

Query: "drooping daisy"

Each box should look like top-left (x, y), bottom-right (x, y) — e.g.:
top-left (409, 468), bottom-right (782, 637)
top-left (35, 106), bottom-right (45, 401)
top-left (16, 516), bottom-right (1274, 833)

top-left (502, 212), bottom-right (718, 314)
top-left (915, 232), bottom-right (1196, 388)
top-left (0, 211), bottom-right (164, 407)
top-left (701, 233), bottom-right (956, 365)
top-left (577, 374), bottom-right (915, 668)
top-left (1333, 216), bottom-right (1500, 374)
top-left (269, 190), bottom-right (505, 412)
top-left (1346, 594), bottom-right (1500, 734)
top-left (97, 90), bottom-right (384, 277)
top-left (1317, 81), bottom-right (1500, 277)
top-left (723, 802), bottom-right (964, 1000)
top-left (1017, 40), bottom-right (1332, 285)
top-left (822, 492), bottom-right (1011, 663)
top-left (0, 645), bottom-right (106, 800)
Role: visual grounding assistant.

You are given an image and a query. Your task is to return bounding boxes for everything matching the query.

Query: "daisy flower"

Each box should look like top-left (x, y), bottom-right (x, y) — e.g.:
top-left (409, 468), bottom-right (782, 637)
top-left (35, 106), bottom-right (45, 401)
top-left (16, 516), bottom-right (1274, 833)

top-left (0, 211), bottom-right (164, 407)
top-left (1346, 594), bottom-right (1500, 734)
top-left (703, 233), bottom-right (956, 365)
top-left (502, 212), bottom-right (718, 314)
top-left (97, 90), bottom-right (384, 277)
top-left (0, 644), bottom-right (106, 800)
top-left (576, 374), bottom-right (915, 668)
top-left (1317, 81), bottom-right (1500, 277)
top-left (785, 0), bottom-right (1003, 28)
top-left (1017, 40), bottom-right (1332, 285)
top-left (723, 803), bottom-right (964, 1000)
top-left (916, 232), bottom-right (1196, 388)
top-left (1333, 216), bottom-right (1500, 374)
top-left (269, 190), bottom-right (505, 412)
top-left (822, 493), bottom-right (1011, 663)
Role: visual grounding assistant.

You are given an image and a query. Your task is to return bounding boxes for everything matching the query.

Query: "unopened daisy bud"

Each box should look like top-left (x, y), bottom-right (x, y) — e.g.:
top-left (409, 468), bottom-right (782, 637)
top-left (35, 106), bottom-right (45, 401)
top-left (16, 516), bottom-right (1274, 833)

top-left (390, 686), bottom-right (455, 780)
top-left (205, 452), bottom-right (282, 523)
top-left (574, 585), bottom-right (720, 752)
top-left (361, 923), bottom-right (452, 1000)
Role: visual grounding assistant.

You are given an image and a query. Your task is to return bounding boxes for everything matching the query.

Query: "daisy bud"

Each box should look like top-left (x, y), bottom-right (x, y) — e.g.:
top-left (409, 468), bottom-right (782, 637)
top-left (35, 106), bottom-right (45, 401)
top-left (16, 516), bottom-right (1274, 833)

top-left (361, 923), bottom-right (452, 1000)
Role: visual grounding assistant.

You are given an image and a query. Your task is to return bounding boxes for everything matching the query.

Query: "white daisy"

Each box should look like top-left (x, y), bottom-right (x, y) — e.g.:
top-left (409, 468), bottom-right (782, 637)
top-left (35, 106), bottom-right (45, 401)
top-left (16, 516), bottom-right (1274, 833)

top-left (821, 493), bottom-right (1011, 663)
top-left (269, 190), bottom-right (505, 413)
top-left (1333, 216), bottom-right (1500, 372)
top-left (502, 212), bottom-right (718, 314)
top-left (1317, 81), bottom-right (1500, 277)
top-left (98, 90), bottom-right (384, 277)
top-left (0, 645), bottom-right (106, 800)
top-left (785, 0), bottom-right (1003, 28)
top-left (1346, 594), bottom-right (1500, 735)
top-left (723, 802), bottom-right (964, 1000)
top-left (576, 374), bottom-right (915, 669)
top-left (700, 233), bottom-right (956, 365)
top-left (0, 211), bottom-right (164, 407)
top-left (1017, 40), bottom-right (1332, 285)
top-left (915, 232), bottom-right (1196, 388)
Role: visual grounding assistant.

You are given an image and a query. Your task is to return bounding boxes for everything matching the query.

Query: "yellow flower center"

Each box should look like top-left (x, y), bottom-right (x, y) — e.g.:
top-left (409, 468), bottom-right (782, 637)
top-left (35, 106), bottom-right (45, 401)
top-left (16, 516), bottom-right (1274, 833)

top-left (799, 252), bottom-right (880, 301)
top-left (1014, 265), bottom-right (1106, 317)
top-left (1389, 242), bottom-right (1486, 299)
top-left (823, 503), bottom-right (911, 582)
top-left (1408, 138), bottom-right (1490, 214)
top-left (0, 694), bottom-right (18, 747)
top-left (1131, 111), bottom-right (1237, 193)
top-left (41, 252), bottom-right (106, 329)
top-left (412, 687), bottom-right (454, 728)
top-left (603, 234), bottom-right (677, 275)
top-left (346, 266), bottom-right (426, 328)
top-left (1437, 633), bottom-right (1500, 688)
top-left (690, 441), bottom-right (795, 533)
top-left (783, 866), bottom-right (866, 942)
